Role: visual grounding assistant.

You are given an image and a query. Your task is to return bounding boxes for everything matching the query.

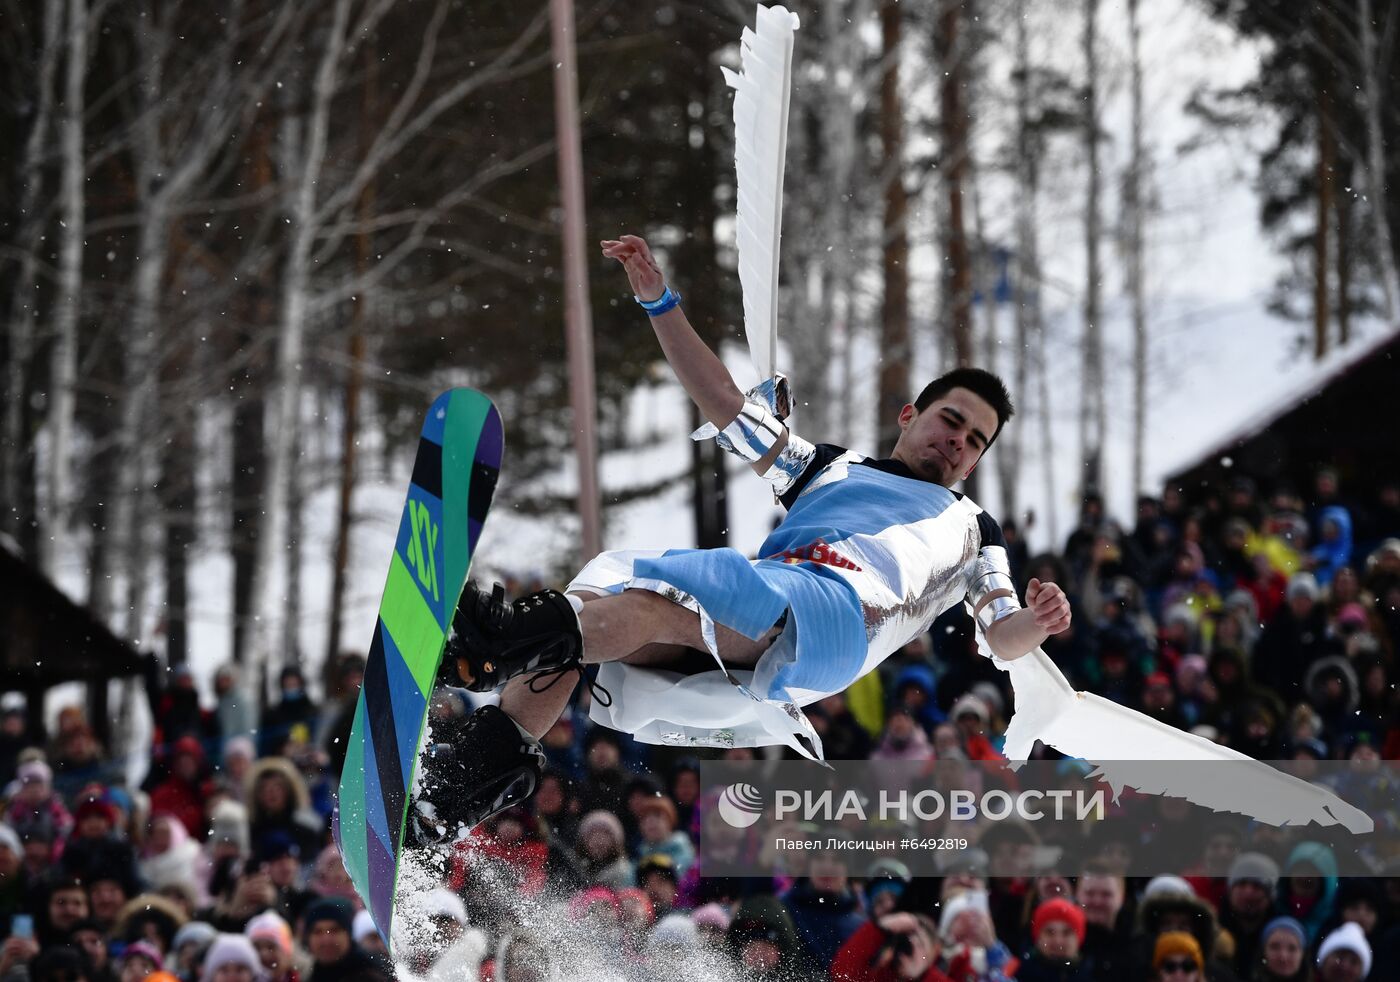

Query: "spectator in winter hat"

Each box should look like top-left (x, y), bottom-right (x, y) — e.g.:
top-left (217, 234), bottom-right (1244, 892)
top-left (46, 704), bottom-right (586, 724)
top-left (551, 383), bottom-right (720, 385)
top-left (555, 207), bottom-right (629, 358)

top-left (632, 794), bottom-right (695, 875)
top-left (140, 814), bottom-right (207, 896)
top-left (938, 888), bottom-right (1019, 981)
top-left (691, 902), bottom-right (732, 945)
top-left (6, 760), bottom-right (75, 851)
top-left (352, 909), bottom-right (388, 964)
top-left (302, 897), bottom-right (388, 982)
top-left (245, 760), bottom-right (320, 862)
top-left (172, 921), bottom-right (219, 981)
top-left (1153, 930), bottom-right (1203, 981)
top-left (949, 695), bottom-right (998, 761)
top-left (404, 888), bottom-right (487, 982)
top-left (1219, 850), bottom-right (1280, 973)
top-left (636, 852), bottom-right (679, 920)
top-left (244, 911), bottom-right (294, 982)
top-left (148, 737), bottom-right (210, 838)
top-left (648, 911), bottom-right (700, 954)
top-left (114, 893), bottom-right (187, 955)
top-left (1316, 921), bottom-right (1371, 981)
top-left (726, 895), bottom-right (811, 978)
top-left (576, 809), bottom-right (635, 890)
top-left (1280, 842), bottom-right (1339, 946)
top-left (1256, 917), bottom-right (1307, 982)
top-left (1017, 898), bottom-right (1091, 982)
top-left (117, 940), bottom-right (164, 982)
top-left (870, 707), bottom-right (935, 763)
top-left (200, 933), bottom-right (267, 982)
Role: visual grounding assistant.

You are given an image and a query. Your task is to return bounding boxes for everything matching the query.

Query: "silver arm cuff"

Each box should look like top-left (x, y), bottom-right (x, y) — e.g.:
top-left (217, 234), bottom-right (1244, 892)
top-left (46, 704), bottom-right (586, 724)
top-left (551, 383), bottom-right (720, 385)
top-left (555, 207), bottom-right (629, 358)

top-left (761, 433), bottom-right (816, 496)
top-left (690, 374), bottom-right (792, 462)
top-left (967, 545), bottom-right (1021, 630)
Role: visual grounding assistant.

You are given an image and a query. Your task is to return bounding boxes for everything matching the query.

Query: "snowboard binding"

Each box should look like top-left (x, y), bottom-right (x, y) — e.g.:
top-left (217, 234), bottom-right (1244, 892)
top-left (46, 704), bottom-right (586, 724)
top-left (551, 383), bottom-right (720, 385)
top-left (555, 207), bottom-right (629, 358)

top-left (410, 703), bottom-right (546, 846)
top-left (446, 582), bottom-right (589, 695)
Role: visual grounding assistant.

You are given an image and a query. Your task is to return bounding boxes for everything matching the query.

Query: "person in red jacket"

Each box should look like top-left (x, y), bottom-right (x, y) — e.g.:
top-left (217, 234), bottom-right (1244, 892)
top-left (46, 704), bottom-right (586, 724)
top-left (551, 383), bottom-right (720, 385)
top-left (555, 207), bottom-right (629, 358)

top-left (833, 912), bottom-right (954, 982)
top-left (147, 736), bottom-right (209, 837)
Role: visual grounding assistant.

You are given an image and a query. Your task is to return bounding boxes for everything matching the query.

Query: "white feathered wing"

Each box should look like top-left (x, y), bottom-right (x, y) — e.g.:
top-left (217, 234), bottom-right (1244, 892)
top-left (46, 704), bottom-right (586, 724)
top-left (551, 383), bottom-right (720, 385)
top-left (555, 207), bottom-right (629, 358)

top-left (722, 4), bottom-right (799, 383)
top-left (989, 641), bottom-right (1373, 833)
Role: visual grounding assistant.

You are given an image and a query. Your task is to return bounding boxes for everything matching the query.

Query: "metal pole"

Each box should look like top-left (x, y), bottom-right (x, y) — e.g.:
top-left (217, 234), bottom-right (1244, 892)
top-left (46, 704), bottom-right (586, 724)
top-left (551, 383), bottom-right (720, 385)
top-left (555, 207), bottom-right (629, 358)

top-left (550, 0), bottom-right (602, 564)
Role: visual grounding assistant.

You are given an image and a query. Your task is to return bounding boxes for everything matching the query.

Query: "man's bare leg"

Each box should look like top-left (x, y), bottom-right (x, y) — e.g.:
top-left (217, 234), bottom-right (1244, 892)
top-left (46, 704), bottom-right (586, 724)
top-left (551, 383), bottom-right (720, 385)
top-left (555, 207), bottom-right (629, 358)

top-left (499, 589), bottom-right (775, 738)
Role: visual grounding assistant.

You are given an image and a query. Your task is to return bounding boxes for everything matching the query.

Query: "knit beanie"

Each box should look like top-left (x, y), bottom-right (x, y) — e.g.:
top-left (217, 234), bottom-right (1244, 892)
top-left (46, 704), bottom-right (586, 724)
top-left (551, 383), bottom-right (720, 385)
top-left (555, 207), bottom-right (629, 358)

top-left (301, 897), bottom-right (355, 937)
top-left (1153, 931), bottom-right (1204, 971)
top-left (1316, 922), bottom-right (1372, 977)
top-left (1261, 916), bottom-right (1306, 950)
top-left (1032, 897), bottom-right (1086, 945)
top-left (245, 910), bottom-right (293, 955)
top-left (939, 889), bottom-right (990, 943)
top-left (200, 934), bottom-right (266, 982)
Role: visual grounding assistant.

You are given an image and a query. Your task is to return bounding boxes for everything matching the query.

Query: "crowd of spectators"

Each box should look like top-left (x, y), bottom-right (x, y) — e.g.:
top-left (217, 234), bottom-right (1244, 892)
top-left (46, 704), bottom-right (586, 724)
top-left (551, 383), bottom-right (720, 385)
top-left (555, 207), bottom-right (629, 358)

top-left (0, 468), bottom-right (1397, 981)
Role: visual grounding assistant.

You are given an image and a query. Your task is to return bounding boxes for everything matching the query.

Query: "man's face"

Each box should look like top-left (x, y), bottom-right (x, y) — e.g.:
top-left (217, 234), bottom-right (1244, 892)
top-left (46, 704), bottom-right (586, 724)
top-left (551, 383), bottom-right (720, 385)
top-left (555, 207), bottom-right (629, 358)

top-left (49, 886), bottom-right (89, 929)
top-left (89, 879), bottom-right (128, 922)
top-left (891, 388), bottom-right (1000, 486)
top-left (1077, 875), bottom-right (1123, 928)
top-left (1229, 880), bottom-right (1271, 917)
top-left (307, 921), bottom-right (351, 963)
top-left (268, 855), bottom-right (299, 887)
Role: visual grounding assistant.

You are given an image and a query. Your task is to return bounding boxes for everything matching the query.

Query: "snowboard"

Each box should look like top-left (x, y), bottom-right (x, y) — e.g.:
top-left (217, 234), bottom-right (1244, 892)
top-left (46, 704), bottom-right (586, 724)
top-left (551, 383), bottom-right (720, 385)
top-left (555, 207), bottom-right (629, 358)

top-left (333, 388), bottom-right (501, 952)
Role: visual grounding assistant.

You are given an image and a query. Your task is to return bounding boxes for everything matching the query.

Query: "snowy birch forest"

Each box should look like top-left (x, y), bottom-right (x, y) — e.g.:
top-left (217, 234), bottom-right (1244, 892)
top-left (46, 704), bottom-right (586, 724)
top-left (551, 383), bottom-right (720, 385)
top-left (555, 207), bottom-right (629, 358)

top-left (3, 0), bottom-right (1399, 690)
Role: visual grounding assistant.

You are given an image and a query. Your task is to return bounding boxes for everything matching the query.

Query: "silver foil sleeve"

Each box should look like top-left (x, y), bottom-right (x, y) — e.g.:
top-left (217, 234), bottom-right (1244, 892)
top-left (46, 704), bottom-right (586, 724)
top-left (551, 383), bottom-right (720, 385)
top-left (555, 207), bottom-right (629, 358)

top-left (761, 433), bottom-right (817, 497)
top-left (689, 374), bottom-right (793, 463)
top-left (966, 545), bottom-right (1021, 630)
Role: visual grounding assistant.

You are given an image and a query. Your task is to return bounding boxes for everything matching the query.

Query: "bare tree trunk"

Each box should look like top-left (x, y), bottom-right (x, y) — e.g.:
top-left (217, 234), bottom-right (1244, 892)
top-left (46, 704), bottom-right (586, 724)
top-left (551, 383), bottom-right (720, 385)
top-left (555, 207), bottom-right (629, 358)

top-left (1126, 0), bottom-right (1148, 496)
top-left (4, 0), bottom-right (62, 546)
top-left (1337, 156), bottom-right (1353, 345)
top-left (822, 0), bottom-right (863, 446)
top-left (85, 437), bottom-right (116, 621)
top-left (1080, 0), bottom-right (1104, 495)
top-left (1038, 311), bottom-right (1058, 548)
top-left (247, 0), bottom-right (352, 680)
top-left (1009, 0), bottom-right (1037, 528)
top-left (877, 0), bottom-right (910, 456)
top-left (1359, 0), bottom-right (1400, 323)
top-left (282, 395), bottom-right (304, 667)
top-left (326, 42), bottom-right (377, 670)
top-left (160, 400), bottom-right (194, 666)
top-left (231, 365), bottom-right (264, 663)
top-left (1315, 36), bottom-right (1335, 361)
top-left (43, 0), bottom-right (88, 574)
top-left (971, 158), bottom-right (1003, 509)
top-left (936, 0), bottom-right (974, 369)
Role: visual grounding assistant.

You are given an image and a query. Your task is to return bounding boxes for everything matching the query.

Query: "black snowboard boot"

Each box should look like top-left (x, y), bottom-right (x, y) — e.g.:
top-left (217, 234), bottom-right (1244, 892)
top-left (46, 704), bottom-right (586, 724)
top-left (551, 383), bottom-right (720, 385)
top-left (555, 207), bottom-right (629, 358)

top-left (410, 703), bottom-right (545, 845)
top-left (446, 582), bottom-right (585, 692)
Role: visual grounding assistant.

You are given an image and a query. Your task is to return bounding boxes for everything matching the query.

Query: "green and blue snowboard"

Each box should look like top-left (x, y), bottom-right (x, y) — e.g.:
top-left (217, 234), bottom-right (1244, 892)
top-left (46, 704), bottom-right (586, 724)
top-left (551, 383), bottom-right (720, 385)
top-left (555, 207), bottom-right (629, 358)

top-left (333, 388), bottom-right (501, 950)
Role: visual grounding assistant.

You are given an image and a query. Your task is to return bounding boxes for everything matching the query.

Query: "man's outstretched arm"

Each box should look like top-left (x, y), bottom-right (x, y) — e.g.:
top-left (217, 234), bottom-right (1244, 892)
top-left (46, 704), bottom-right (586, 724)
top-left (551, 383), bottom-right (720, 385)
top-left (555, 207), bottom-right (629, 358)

top-left (601, 234), bottom-right (788, 475)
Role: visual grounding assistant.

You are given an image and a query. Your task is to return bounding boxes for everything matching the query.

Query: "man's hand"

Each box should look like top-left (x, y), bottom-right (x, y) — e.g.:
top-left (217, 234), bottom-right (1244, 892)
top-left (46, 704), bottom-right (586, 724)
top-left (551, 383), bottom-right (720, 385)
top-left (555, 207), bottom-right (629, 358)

top-left (601, 235), bottom-right (666, 302)
top-left (875, 913), bottom-right (939, 980)
top-left (1026, 577), bottom-right (1072, 634)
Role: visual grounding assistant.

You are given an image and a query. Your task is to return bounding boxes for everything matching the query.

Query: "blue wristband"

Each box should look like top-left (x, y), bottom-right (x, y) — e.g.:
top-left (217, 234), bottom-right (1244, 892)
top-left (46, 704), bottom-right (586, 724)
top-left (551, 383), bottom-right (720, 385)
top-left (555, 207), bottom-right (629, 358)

top-left (635, 285), bottom-right (682, 316)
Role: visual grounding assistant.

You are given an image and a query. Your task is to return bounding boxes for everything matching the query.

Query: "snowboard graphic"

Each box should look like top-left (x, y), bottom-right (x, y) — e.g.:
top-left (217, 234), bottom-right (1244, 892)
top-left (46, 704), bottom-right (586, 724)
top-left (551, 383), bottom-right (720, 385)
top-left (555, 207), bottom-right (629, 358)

top-left (333, 388), bottom-right (501, 951)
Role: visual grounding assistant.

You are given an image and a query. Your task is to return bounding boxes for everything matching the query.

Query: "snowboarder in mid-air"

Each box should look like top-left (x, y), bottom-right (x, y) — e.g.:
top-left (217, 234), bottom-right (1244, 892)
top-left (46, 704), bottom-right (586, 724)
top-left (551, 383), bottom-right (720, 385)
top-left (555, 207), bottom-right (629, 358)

top-left (412, 233), bottom-right (1073, 843)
